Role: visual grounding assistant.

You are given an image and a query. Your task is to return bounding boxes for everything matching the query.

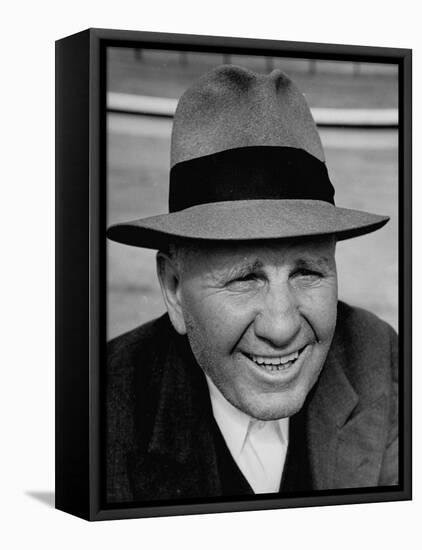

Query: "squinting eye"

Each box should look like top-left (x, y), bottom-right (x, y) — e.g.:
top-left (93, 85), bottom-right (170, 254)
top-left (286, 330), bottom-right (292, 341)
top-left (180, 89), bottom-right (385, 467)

top-left (292, 269), bottom-right (322, 281)
top-left (235, 274), bottom-right (256, 282)
top-left (227, 273), bottom-right (258, 288)
top-left (230, 274), bottom-right (254, 284)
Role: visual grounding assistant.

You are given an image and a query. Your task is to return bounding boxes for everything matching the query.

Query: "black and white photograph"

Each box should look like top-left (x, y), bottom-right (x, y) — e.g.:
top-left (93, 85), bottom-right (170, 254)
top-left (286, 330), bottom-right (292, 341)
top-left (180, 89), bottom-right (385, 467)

top-left (101, 36), bottom-right (409, 516)
top-left (4, 0), bottom-right (421, 546)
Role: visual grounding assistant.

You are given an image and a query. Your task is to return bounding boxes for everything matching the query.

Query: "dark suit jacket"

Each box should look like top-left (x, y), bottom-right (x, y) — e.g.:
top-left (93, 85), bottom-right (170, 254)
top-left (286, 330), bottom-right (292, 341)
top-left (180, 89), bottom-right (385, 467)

top-left (106, 301), bottom-right (398, 504)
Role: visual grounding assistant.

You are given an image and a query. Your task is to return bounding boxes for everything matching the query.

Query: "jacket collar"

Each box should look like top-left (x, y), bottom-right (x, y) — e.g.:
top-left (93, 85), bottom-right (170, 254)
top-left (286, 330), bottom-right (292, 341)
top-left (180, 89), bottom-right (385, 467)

top-left (307, 325), bottom-right (389, 489)
top-left (147, 330), bottom-right (215, 462)
top-left (128, 320), bottom-right (224, 500)
top-left (308, 335), bottom-right (359, 430)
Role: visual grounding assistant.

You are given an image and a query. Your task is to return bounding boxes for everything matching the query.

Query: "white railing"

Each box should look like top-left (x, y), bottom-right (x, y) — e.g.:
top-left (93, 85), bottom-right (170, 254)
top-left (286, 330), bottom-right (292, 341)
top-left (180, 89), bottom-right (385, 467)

top-left (107, 92), bottom-right (398, 128)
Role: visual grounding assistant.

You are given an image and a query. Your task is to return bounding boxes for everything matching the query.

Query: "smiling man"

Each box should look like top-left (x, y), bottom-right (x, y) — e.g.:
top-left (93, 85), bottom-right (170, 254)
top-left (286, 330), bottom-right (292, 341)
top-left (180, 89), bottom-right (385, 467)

top-left (106, 65), bottom-right (398, 502)
top-left (158, 237), bottom-right (338, 423)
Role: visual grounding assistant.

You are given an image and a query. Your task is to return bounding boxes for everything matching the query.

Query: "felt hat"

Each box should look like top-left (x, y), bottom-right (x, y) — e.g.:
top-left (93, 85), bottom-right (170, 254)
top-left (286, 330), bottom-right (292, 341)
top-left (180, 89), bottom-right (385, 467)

top-left (107, 65), bottom-right (389, 250)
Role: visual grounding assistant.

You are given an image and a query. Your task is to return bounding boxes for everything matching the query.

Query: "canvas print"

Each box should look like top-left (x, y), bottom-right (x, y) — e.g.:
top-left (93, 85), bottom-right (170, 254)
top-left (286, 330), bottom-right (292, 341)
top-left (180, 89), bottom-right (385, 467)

top-left (104, 46), bottom-right (399, 507)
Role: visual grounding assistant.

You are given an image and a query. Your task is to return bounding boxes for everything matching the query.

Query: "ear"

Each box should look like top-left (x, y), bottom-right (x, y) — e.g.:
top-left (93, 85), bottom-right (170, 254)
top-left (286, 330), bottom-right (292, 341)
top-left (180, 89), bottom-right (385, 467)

top-left (156, 251), bottom-right (187, 335)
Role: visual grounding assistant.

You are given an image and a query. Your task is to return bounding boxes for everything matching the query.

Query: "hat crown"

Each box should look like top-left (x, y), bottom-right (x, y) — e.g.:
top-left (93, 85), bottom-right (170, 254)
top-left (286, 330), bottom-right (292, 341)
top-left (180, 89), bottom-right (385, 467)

top-left (171, 65), bottom-right (325, 167)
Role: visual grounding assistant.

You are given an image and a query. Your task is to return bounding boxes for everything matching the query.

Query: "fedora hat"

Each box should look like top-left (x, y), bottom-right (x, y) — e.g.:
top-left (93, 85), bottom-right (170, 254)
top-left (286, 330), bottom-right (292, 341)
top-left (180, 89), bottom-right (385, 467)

top-left (107, 65), bottom-right (389, 250)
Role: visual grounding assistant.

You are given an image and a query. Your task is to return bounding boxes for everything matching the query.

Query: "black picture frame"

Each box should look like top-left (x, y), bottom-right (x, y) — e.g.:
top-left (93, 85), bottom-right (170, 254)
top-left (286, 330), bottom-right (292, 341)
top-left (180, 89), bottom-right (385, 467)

top-left (55, 28), bottom-right (412, 521)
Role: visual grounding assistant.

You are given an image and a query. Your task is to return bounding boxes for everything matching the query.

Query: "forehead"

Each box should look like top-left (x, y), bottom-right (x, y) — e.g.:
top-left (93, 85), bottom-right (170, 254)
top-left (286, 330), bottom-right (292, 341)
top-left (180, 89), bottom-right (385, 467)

top-left (182, 236), bottom-right (336, 272)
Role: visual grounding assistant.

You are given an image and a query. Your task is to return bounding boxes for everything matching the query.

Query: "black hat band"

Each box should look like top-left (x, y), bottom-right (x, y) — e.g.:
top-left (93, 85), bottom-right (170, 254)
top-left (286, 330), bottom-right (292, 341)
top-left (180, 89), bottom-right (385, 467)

top-left (169, 146), bottom-right (335, 212)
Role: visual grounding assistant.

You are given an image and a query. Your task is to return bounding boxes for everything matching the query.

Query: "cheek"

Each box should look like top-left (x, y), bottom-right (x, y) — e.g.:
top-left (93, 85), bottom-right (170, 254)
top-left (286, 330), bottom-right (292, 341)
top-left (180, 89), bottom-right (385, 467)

top-left (181, 290), bottom-right (254, 354)
top-left (297, 285), bottom-right (338, 342)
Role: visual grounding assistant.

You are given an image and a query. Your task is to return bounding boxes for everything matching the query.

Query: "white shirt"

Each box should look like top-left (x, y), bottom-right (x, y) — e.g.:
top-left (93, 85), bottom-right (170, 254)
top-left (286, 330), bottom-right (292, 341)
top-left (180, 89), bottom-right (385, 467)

top-left (205, 375), bottom-right (289, 494)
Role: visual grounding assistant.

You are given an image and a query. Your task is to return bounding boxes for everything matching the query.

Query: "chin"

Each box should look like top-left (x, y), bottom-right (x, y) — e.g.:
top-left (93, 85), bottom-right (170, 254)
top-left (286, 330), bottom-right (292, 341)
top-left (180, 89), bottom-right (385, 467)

top-left (235, 387), bottom-right (309, 421)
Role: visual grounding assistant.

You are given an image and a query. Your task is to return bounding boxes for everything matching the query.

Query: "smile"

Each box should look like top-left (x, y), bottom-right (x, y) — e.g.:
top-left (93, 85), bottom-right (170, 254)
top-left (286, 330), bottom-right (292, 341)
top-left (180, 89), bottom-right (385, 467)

top-left (245, 347), bottom-right (307, 372)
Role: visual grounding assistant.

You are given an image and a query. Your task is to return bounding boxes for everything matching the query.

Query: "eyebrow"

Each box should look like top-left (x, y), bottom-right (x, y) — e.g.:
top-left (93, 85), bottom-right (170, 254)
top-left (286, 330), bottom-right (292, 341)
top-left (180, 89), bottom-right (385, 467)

top-left (294, 256), bottom-right (333, 271)
top-left (224, 259), bottom-right (265, 279)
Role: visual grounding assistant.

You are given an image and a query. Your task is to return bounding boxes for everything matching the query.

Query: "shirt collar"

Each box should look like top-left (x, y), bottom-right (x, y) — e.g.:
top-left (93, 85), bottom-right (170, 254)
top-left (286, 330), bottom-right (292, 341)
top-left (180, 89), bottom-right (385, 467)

top-left (205, 374), bottom-right (289, 459)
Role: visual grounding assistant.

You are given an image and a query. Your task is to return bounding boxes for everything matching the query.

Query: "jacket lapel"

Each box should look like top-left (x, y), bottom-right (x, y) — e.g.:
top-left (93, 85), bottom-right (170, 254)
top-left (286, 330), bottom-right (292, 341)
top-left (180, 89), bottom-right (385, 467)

top-left (307, 334), bottom-right (388, 489)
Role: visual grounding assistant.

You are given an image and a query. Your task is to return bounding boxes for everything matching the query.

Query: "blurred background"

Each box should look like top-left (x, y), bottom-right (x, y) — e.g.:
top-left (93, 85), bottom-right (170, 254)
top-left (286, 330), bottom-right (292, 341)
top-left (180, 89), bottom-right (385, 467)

top-left (106, 47), bottom-right (398, 340)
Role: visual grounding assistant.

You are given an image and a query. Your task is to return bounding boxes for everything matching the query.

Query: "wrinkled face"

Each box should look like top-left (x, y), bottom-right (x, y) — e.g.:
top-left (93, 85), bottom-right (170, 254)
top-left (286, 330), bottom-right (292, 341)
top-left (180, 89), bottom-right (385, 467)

top-left (159, 237), bottom-right (338, 420)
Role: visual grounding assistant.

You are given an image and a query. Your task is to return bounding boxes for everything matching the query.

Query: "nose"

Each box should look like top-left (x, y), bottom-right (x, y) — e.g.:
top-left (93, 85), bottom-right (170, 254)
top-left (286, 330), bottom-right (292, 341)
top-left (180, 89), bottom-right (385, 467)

top-left (253, 281), bottom-right (302, 348)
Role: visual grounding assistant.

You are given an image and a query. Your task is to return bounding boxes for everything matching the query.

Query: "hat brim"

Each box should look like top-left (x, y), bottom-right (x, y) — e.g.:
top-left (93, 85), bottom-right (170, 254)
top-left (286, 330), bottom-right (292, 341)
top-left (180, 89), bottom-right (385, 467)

top-left (106, 199), bottom-right (389, 250)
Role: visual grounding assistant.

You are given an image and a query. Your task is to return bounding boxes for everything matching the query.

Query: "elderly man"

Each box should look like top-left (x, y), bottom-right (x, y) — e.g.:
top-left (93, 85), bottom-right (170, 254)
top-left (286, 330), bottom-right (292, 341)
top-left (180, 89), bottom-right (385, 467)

top-left (106, 65), bottom-right (398, 503)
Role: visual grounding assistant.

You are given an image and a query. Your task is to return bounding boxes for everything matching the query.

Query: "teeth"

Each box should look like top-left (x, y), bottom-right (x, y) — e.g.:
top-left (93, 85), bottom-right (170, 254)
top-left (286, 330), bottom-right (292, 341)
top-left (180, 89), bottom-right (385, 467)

top-left (251, 350), bottom-right (300, 367)
top-left (251, 351), bottom-right (299, 371)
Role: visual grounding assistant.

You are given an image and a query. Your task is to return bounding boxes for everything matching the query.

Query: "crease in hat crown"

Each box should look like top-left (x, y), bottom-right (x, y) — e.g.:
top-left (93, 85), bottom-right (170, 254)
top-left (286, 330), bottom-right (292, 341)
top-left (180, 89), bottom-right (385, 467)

top-left (106, 64), bottom-right (390, 250)
top-left (170, 65), bottom-right (325, 167)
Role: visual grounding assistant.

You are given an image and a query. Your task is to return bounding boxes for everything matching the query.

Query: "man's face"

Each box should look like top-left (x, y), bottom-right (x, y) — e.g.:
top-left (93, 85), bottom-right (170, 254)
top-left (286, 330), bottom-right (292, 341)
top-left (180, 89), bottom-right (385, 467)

top-left (167, 237), bottom-right (338, 420)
